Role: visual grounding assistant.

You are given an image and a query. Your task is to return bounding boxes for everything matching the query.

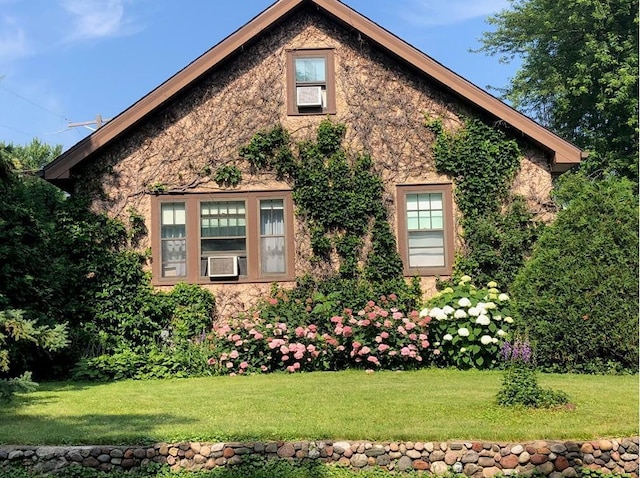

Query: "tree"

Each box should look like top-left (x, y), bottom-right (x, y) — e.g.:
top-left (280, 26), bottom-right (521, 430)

top-left (478, 0), bottom-right (639, 182)
top-left (0, 309), bottom-right (67, 400)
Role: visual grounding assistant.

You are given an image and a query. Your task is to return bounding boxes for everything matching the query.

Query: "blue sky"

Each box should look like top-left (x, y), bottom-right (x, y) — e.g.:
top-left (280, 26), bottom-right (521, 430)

top-left (0, 0), bottom-right (519, 152)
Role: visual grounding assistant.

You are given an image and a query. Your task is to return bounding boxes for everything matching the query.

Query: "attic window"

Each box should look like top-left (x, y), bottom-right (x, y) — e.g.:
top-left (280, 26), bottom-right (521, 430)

top-left (287, 49), bottom-right (336, 115)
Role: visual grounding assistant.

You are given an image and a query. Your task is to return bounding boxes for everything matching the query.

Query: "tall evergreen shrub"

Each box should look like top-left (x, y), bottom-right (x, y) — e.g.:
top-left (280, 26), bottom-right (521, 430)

top-left (512, 173), bottom-right (639, 373)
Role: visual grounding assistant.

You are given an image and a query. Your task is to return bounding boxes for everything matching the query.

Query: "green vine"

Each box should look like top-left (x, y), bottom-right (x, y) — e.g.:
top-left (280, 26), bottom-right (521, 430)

top-left (426, 116), bottom-right (541, 288)
top-left (240, 119), bottom-right (403, 283)
top-left (213, 165), bottom-right (242, 187)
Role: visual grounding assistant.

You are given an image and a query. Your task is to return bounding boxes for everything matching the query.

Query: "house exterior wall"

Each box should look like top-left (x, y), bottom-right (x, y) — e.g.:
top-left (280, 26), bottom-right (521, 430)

top-left (72, 10), bottom-right (554, 315)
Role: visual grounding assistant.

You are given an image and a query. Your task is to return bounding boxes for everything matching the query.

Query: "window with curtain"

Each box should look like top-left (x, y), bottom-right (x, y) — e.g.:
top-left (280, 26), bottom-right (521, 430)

top-left (260, 199), bottom-right (286, 274)
top-left (160, 202), bottom-right (187, 278)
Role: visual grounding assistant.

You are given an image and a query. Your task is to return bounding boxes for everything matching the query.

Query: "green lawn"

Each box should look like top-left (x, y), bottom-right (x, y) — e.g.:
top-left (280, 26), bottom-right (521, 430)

top-left (0, 369), bottom-right (637, 445)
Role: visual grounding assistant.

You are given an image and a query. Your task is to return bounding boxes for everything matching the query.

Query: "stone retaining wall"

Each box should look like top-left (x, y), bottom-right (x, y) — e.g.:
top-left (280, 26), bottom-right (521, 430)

top-left (2, 438), bottom-right (638, 476)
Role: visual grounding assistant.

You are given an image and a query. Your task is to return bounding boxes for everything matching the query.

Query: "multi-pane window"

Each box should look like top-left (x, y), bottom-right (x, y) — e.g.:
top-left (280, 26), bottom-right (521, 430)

top-left (397, 185), bottom-right (453, 276)
top-left (287, 49), bottom-right (335, 115)
top-left (160, 202), bottom-right (187, 278)
top-left (200, 201), bottom-right (247, 277)
top-left (406, 193), bottom-right (445, 268)
top-left (260, 199), bottom-right (285, 274)
top-left (153, 193), bottom-right (293, 283)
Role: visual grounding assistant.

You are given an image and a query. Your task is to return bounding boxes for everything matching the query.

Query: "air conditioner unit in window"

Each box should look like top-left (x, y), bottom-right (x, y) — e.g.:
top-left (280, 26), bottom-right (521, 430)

top-left (208, 256), bottom-right (238, 278)
top-left (296, 86), bottom-right (323, 107)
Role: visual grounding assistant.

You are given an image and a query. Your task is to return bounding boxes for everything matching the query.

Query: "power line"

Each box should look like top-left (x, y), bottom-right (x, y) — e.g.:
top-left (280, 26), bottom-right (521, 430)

top-left (0, 80), bottom-right (71, 122)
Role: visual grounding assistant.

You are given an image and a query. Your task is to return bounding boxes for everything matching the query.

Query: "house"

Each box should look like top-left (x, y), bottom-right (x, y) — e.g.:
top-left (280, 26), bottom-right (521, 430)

top-left (42, 0), bottom-right (583, 314)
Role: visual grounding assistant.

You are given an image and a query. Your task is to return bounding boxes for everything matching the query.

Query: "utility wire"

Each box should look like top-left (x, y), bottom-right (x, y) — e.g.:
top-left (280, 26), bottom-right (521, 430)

top-left (0, 82), bottom-right (71, 122)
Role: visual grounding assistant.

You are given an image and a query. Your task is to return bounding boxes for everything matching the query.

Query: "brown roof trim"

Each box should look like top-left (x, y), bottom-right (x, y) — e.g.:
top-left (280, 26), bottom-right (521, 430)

top-left (44, 0), bottom-right (582, 187)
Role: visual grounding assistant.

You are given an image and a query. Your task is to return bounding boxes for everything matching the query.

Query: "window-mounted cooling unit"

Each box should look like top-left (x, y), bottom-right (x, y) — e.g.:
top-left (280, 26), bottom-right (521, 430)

top-left (208, 256), bottom-right (239, 278)
top-left (296, 86), bottom-right (323, 107)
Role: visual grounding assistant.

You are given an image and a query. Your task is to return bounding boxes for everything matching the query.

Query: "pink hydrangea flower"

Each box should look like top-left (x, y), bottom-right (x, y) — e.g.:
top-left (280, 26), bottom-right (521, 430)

top-left (378, 343), bottom-right (390, 352)
top-left (230, 350), bottom-right (239, 359)
top-left (268, 298), bottom-right (278, 305)
top-left (226, 361), bottom-right (234, 368)
top-left (295, 326), bottom-right (305, 337)
top-left (254, 332), bottom-right (264, 340)
top-left (342, 326), bottom-right (353, 337)
top-left (381, 331), bottom-right (389, 339)
top-left (392, 311), bottom-right (403, 320)
top-left (400, 347), bottom-right (411, 356)
top-left (281, 355), bottom-right (290, 361)
top-left (360, 346), bottom-right (371, 355)
top-left (240, 361), bottom-right (249, 369)
top-left (352, 341), bottom-right (361, 349)
top-left (207, 358), bottom-right (216, 365)
top-left (367, 356), bottom-right (380, 365)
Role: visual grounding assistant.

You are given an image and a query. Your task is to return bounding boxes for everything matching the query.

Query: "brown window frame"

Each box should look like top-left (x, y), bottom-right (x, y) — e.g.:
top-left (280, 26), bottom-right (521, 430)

top-left (151, 191), bottom-right (295, 285)
top-left (396, 184), bottom-right (454, 277)
top-left (286, 48), bottom-right (336, 116)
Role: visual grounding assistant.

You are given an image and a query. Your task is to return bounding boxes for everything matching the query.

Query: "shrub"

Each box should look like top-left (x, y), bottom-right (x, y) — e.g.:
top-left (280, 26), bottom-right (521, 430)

top-left (512, 173), bottom-right (639, 373)
top-left (207, 297), bottom-right (430, 375)
top-left (422, 276), bottom-right (515, 369)
top-left (496, 338), bottom-right (569, 408)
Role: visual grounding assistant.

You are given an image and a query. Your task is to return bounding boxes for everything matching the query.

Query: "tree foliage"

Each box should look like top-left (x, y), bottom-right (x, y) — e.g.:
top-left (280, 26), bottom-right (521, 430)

top-left (479, 0), bottom-right (639, 181)
top-left (512, 172), bottom-right (639, 373)
top-left (0, 309), bottom-right (68, 400)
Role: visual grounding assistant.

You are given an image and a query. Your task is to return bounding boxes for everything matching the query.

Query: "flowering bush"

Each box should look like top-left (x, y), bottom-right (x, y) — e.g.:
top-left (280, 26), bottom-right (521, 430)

top-left (421, 276), bottom-right (514, 369)
top-left (206, 297), bottom-right (430, 375)
top-left (496, 338), bottom-right (569, 408)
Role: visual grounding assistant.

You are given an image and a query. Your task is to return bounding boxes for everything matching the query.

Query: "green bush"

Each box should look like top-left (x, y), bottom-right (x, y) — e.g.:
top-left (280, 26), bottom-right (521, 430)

top-left (512, 173), bottom-right (639, 373)
top-left (423, 276), bottom-right (515, 369)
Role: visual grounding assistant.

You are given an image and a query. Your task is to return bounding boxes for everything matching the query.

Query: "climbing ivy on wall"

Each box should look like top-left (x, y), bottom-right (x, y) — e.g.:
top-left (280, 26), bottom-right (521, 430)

top-left (240, 119), bottom-right (405, 286)
top-left (426, 116), bottom-right (542, 288)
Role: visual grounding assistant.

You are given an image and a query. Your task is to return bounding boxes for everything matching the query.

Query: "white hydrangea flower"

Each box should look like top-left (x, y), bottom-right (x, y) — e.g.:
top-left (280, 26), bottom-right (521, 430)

top-left (475, 315), bottom-right (490, 326)
top-left (460, 347), bottom-right (467, 353)
top-left (497, 329), bottom-right (506, 336)
top-left (443, 334), bottom-right (453, 341)
top-left (442, 305), bottom-right (455, 315)
top-left (484, 302), bottom-right (497, 309)
top-left (434, 342), bottom-right (441, 347)
top-left (458, 297), bottom-right (471, 307)
top-left (493, 315), bottom-right (502, 321)
top-left (504, 316), bottom-right (514, 324)
top-left (454, 309), bottom-right (468, 319)
top-left (443, 287), bottom-right (454, 294)
top-left (488, 288), bottom-right (499, 294)
top-left (458, 327), bottom-right (470, 337)
top-left (460, 275), bottom-right (472, 283)
top-left (488, 293), bottom-right (498, 300)
top-left (430, 307), bottom-right (448, 321)
top-left (480, 335), bottom-right (493, 345)
top-left (419, 308), bottom-right (430, 318)
top-left (498, 293), bottom-right (509, 302)
top-left (487, 281), bottom-right (498, 288)
top-left (492, 337), bottom-right (499, 344)
top-left (467, 306), bottom-right (480, 317)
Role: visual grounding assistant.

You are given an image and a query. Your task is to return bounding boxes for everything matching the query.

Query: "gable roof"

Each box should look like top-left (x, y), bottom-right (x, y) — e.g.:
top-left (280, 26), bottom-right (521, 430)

top-left (43, 0), bottom-right (584, 190)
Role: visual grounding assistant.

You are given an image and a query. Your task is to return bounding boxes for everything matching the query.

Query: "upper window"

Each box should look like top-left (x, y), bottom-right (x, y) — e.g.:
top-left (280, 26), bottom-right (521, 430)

top-left (152, 192), bottom-right (294, 284)
top-left (287, 49), bottom-right (336, 115)
top-left (397, 184), bottom-right (454, 276)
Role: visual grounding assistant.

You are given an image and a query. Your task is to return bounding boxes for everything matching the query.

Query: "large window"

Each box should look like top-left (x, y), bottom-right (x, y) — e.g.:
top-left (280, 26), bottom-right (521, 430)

top-left (287, 48), bottom-right (336, 115)
top-left (397, 184), bottom-right (454, 276)
top-left (152, 192), bottom-right (294, 284)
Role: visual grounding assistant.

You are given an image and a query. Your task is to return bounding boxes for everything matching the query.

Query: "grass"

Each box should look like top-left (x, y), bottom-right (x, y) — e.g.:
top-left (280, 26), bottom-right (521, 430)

top-left (0, 369), bottom-right (637, 445)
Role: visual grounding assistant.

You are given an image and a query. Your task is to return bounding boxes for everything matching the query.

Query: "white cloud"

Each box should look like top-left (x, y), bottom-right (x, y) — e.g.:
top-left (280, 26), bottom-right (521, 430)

top-left (399, 0), bottom-right (510, 26)
top-left (0, 16), bottom-right (32, 64)
top-left (60, 0), bottom-right (139, 42)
